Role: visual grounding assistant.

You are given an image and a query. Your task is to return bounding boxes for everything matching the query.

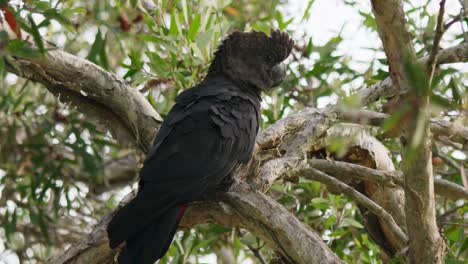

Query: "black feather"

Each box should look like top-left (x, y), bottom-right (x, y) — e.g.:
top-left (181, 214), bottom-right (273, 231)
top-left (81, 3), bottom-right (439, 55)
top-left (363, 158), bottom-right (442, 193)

top-left (106, 30), bottom-right (293, 264)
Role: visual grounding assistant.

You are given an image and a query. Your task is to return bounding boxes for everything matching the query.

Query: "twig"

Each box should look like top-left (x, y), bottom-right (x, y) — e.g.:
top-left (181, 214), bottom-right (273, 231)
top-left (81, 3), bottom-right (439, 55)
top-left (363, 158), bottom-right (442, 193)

top-left (138, 77), bottom-right (173, 93)
top-left (444, 11), bottom-right (467, 29)
top-left (427, 0), bottom-right (447, 87)
top-left (437, 203), bottom-right (467, 222)
top-left (236, 228), bottom-right (267, 264)
top-left (438, 222), bottom-right (468, 227)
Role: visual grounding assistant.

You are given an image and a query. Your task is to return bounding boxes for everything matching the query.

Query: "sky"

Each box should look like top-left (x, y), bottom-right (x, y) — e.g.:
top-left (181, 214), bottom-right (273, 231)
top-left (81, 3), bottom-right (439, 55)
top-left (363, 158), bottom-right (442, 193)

top-left (1, 0), bottom-right (467, 263)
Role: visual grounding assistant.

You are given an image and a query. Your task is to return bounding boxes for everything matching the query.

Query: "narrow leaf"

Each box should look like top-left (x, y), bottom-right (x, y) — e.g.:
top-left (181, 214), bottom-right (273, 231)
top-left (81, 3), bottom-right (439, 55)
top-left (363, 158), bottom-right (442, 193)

top-left (28, 15), bottom-right (45, 54)
top-left (187, 14), bottom-right (201, 42)
top-left (302, 0), bottom-right (315, 22)
top-left (87, 29), bottom-right (103, 63)
top-left (169, 9), bottom-right (179, 36)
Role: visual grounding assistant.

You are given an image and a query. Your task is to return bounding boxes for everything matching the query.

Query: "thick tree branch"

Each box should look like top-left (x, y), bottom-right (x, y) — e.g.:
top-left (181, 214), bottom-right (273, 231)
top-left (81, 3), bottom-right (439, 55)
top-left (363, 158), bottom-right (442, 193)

top-left (5, 51), bottom-right (162, 153)
top-left (50, 183), bottom-right (343, 264)
top-left (371, 0), bottom-right (445, 263)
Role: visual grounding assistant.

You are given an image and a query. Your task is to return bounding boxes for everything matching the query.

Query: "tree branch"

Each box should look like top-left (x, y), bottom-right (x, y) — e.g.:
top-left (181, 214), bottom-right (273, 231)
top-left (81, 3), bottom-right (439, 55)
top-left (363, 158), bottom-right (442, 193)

top-left (337, 109), bottom-right (468, 148)
top-left (49, 183), bottom-right (343, 264)
top-left (5, 51), bottom-right (162, 153)
top-left (359, 42), bottom-right (468, 105)
top-left (370, 0), bottom-right (445, 262)
top-left (427, 0), bottom-right (446, 86)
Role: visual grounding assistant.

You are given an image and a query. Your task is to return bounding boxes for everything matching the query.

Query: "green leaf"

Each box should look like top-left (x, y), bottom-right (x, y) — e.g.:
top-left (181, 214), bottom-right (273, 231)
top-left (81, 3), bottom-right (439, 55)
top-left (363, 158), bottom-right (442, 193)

top-left (87, 29), bottom-right (103, 64)
top-left (328, 230), bottom-right (348, 237)
top-left (44, 9), bottom-right (74, 31)
top-left (181, 0), bottom-right (189, 25)
top-left (240, 233), bottom-right (257, 246)
top-left (138, 34), bottom-right (162, 42)
top-left (305, 37), bottom-right (313, 56)
top-left (99, 32), bottom-right (109, 69)
top-left (123, 69), bottom-right (138, 79)
top-left (68, 7), bottom-right (87, 14)
top-left (3, 209), bottom-right (11, 241)
top-left (28, 15), bottom-right (45, 55)
top-left (189, 237), bottom-right (216, 256)
top-left (37, 211), bottom-right (50, 243)
top-left (209, 225), bottom-right (232, 234)
top-left (278, 194), bottom-right (296, 205)
top-left (196, 29), bottom-right (214, 50)
top-left (458, 237), bottom-right (468, 257)
top-left (381, 105), bottom-right (410, 132)
top-left (187, 14), bottom-right (201, 42)
top-left (340, 218), bottom-right (364, 229)
top-left (359, 11), bottom-right (376, 29)
top-left (324, 215), bottom-right (337, 229)
top-left (449, 78), bottom-right (461, 104)
top-left (0, 54), bottom-right (4, 73)
top-left (169, 9), bottom-right (180, 36)
top-left (431, 93), bottom-right (455, 109)
top-left (444, 258), bottom-right (465, 264)
top-left (298, 176), bottom-right (312, 183)
top-left (310, 197), bottom-right (329, 210)
top-left (34, 1), bottom-right (51, 11)
top-left (302, 0), bottom-right (315, 22)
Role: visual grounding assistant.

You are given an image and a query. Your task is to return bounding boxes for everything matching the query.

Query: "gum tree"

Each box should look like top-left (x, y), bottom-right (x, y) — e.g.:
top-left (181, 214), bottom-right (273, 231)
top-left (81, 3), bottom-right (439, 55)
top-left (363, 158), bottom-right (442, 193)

top-left (0, 0), bottom-right (466, 263)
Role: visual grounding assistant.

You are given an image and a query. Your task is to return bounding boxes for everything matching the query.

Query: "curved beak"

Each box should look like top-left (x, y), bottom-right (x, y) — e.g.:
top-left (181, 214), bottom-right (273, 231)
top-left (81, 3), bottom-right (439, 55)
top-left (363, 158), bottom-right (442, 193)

top-left (271, 63), bottom-right (286, 87)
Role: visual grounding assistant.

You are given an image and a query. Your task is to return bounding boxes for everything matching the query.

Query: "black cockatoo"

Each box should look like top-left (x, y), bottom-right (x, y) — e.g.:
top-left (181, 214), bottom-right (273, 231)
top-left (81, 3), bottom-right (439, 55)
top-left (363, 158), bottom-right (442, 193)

top-left (107, 29), bottom-right (294, 263)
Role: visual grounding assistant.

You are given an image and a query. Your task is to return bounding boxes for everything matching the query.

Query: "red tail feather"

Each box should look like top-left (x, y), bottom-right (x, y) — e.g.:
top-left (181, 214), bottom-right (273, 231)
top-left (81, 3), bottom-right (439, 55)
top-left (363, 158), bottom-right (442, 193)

top-left (176, 203), bottom-right (187, 221)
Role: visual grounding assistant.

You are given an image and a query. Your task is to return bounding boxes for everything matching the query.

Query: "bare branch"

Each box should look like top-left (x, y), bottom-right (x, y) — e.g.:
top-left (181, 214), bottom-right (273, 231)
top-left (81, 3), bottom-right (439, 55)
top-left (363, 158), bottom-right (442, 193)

top-left (427, 0), bottom-right (447, 87)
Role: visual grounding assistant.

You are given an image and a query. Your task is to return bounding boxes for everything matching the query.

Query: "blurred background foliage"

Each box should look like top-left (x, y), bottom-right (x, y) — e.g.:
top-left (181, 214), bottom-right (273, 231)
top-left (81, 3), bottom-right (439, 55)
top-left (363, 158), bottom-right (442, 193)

top-left (0, 0), bottom-right (466, 263)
